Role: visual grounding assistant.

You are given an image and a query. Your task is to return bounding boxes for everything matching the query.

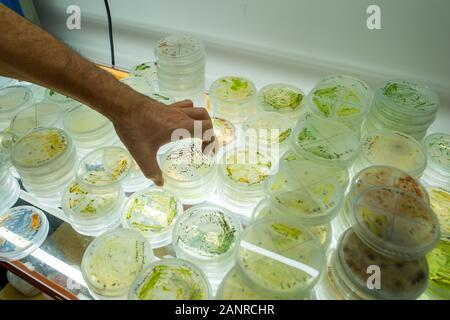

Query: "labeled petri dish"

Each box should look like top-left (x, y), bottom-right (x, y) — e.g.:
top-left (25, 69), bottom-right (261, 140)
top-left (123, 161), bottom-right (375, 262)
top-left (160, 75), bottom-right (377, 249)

top-left (356, 130), bottom-right (427, 178)
top-left (426, 239), bottom-right (450, 299)
top-left (10, 102), bottom-right (62, 137)
top-left (129, 61), bottom-right (158, 81)
top-left (291, 119), bottom-right (360, 169)
top-left (122, 187), bottom-right (183, 248)
top-left (81, 228), bottom-right (154, 299)
top-left (351, 186), bottom-right (440, 260)
top-left (266, 159), bottom-right (343, 225)
top-left (257, 83), bottom-right (305, 118)
top-left (330, 228), bottom-right (428, 300)
top-left (128, 258), bottom-right (211, 300)
top-left (172, 204), bottom-right (242, 277)
top-left (0, 206), bottom-right (49, 262)
top-left (236, 217), bottom-right (325, 298)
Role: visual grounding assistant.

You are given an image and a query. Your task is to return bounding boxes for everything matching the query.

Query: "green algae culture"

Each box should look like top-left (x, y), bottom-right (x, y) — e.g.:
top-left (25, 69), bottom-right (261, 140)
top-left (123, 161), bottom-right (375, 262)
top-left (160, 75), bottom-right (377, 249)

top-left (257, 83), bottom-right (305, 118)
top-left (426, 239), bottom-right (450, 299)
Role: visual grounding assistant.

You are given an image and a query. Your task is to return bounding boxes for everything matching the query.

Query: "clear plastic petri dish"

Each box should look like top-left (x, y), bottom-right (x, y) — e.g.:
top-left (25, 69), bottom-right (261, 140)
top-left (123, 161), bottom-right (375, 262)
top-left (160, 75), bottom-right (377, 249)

top-left (0, 206), bottom-right (49, 262)
top-left (218, 147), bottom-right (276, 214)
top-left (158, 138), bottom-right (216, 204)
top-left (355, 130), bottom-right (427, 178)
top-left (10, 102), bottom-right (62, 137)
top-left (427, 188), bottom-right (450, 240)
top-left (236, 217), bottom-right (325, 299)
top-left (155, 35), bottom-right (205, 65)
top-left (265, 158), bottom-right (343, 226)
top-left (329, 228), bottom-right (429, 300)
top-left (422, 133), bottom-right (450, 187)
top-left (209, 76), bottom-right (257, 124)
top-left (350, 186), bottom-right (440, 260)
top-left (81, 228), bottom-right (154, 300)
top-left (129, 61), bottom-right (158, 82)
top-left (0, 163), bottom-right (20, 216)
top-left (211, 117), bottom-right (236, 154)
top-left (120, 76), bottom-right (155, 96)
top-left (128, 258), bottom-right (212, 300)
top-left (257, 83), bottom-right (306, 118)
top-left (425, 239), bottom-right (450, 299)
top-left (122, 187), bottom-right (183, 248)
top-left (290, 119), bottom-right (360, 169)
top-left (0, 86), bottom-right (34, 129)
top-left (172, 204), bottom-right (242, 279)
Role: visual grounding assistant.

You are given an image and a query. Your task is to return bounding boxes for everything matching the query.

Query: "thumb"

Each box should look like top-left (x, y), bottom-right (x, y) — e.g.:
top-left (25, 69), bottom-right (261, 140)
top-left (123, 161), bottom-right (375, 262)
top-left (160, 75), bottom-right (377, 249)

top-left (128, 142), bottom-right (164, 186)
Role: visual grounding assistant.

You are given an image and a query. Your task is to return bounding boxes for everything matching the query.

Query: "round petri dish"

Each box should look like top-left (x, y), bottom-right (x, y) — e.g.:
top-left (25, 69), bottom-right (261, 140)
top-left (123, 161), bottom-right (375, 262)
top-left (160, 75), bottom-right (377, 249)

top-left (266, 159), bottom-right (343, 225)
top-left (236, 217), bottom-right (325, 298)
top-left (332, 228), bottom-right (428, 300)
top-left (81, 228), bottom-right (154, 299)
top-left (172, 204), bottom-right (242, 276)
top-left (10, 102), bottom-right (62, 137)
top-left (128, 258), bottom-right (212, 300)
top-left (351, 186), bottom-right (440, 260)
top-left (120, 76), bottom-right (155, 96)
top-left (129, 61), bottom-right (158, 81)
top-left (290, 119), bottom-right (360, 169)
top-left (0, 86), bottom-right (33, 122)
top-left (0, 131), bottom-right (17, 166)
top-left (212, 117), bottom-right (236, 151)
top-left (427, 188), bottom-right (450, 239)
top-left (155, 35), bottom-right (205, 65)
top-left (45, 88), bottom-right (72, 104)
top-left (0, 206), bottom-right (49, 262)
top-left (423, 133), bottom-right (450, 178)
top-left (426, 239), bottom-right (450, 299)
top-left (122, 187), bottom-right (183, 248)
top-left (62, 104), bottom-right (113, 140)
top-left (357, 130), bottom-right (427, 178)
top-left (257, 83), bottom-right (305, 118)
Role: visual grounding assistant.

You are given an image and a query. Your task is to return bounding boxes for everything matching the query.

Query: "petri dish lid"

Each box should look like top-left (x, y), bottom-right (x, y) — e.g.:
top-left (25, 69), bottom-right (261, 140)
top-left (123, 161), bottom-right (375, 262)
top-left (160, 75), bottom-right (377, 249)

top-left (128, 258), bottom-right (212, 300)
top-left (122, 187), bottom-right (183, 244)
top-left (209, 76), bottom-right (257, 103)
top-left (307, 75), bottom-right (372, 120)
top-left (155, 35), bottom-right (205, 63)
top-left (257, 83), bottom-right (305, 114)
top-left (242, 112), bottom-right (295, 147)
top-left (129, 61), bottom-right (158, 81)
top-left (77, 146), bottom-right (134, 188)
top-left (0, 86), bottom-right (33, 114)
top-left (11, 127), bottom-right (71, 169)
top-left (212, 117), bottom-right (236, 149)
top-left (172, 204), bottom-right (242, 260)
top-left (158, 138), bottom-right (214, 182)
top-left (62, 104), bottom-right (111, 135)
top-left (120, 76), bottom-right (154, 95)
top-left (291, 119), bottom-right (360, 168)
top-left (360, 130), bottom-right (427, 177)
top-left (10, 102), bottom-right (62, 136)
top-left (336, 228), bottom-right (429, 300)
top-left (0, 206), bottom-right (49, 262)
top-left (266, 159), bottom-right (343, 225)
top-left (351, 186), bottom-right (440, 260)
top-left (81, 228), bottom-right (154, 298)
top-left (236, 217), bottom-right (325, 297)
top-left (423, 133), bottom-right (450, 176)
top-left (45, 88), bottom-right (73, 103)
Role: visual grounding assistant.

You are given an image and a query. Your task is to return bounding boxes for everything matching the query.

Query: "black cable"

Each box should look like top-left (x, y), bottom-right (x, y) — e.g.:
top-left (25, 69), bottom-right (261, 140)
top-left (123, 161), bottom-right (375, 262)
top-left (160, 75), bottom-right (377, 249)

top-left (104, 0), bottom-right (115, 67)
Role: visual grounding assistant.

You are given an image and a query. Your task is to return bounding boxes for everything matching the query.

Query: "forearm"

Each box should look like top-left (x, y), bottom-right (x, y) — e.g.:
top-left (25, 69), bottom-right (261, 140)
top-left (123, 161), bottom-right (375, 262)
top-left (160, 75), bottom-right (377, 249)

top-left (0, 4), bottom-right (144, 123)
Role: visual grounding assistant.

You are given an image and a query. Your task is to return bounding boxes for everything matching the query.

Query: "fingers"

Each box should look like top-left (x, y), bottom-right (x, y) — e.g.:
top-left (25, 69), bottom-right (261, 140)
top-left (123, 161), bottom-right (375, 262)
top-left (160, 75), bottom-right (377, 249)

top-left (180, 107), bottom-right (211, 121)
top-left (171, 99), bottom-right (194, 109)
top-left (126, 141), bottom-right (164, 186)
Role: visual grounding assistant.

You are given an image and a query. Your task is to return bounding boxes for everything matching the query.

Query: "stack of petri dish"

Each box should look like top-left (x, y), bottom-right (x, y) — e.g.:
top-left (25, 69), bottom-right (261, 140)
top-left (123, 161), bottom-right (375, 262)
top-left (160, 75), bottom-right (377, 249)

top-left (233, 217), bottom-right (325, 299)
top-left (172, 204), bottom-right (242, 287)
top-left (257, 83), bottom-right (306, 119)
top-left (11, 128), bottom-right (77, 206)
top-left (0, 85), bottom-right (34, 130)
top-left (122, 186), bottom-right (183, 248)
top-left (62, 104), bottom-right (118, 157)
top-left (62, 147), bottom-right (132, 236)
top-left (10, 102), bottom-right (63, 137)
top-left (323, 185), bottom-right (440, 300)
top-left (129, 258), bottom-right (212, 300)
top-left (129, 61), bottom-right (158, 82)
top-left (158, 138), bottom-right (216, 204)
top-left (305, 75), bottom-right (372, 133)
top-left (0, 132), bottom-right (20, 215)
top-left (155, 35), bottom-right (206, 106)
top-left (241, 112), bottom-right (295, 158)
top-left (81, 228), bottom-right (154, 300)
top-left (209, 76), bottom-right (257, 124)
top-left (353, 129), bottom-right (427, 178)
top-left (0, 206), bottom-right (49, 262)
top-left (217, 147), bottom-right (276, 216)
top-left (362, 80), bottom-right (439, 141)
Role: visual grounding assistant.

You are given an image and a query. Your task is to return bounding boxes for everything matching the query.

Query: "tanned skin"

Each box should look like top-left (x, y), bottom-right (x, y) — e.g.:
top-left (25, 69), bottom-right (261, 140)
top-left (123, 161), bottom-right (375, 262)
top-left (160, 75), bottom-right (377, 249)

top-left (0, 4), bottom-right (214, 185)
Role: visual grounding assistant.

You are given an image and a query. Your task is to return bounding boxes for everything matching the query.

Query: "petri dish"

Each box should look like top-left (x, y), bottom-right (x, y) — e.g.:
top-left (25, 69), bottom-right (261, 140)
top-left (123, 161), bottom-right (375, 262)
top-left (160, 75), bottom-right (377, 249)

top-left (10, 102), bottom-right (62, 137)
top-left (155, 35), bottom-right (205, 64)
top-left (45, 88), bottom-right (72, 104)
top-left (122, 187), bottom-right (183, 248)
top-left (212, 117), bottom-right (236, 151)
top-left (81, 228), bottom-right (154, 299)
top-left (120, 76), bottom-right (155, 96)
top-left (290, 119), bottom-right (360, 169)
top-left (356, 130), bottom-right (427, 178)
top-left (423, 133), bottom-right (450, 184)
top-left (129, 61), bottom-right (158, 81)
top-left (426, 239), bottom-right (450, 299)
top-left (0, 86), bottom-right (34, 123)
top-left (266, 159), bottom-right (343, 225)
top-left (331, 228), bottom-right (428, 300)
top-left (236, 217), bottom-right (325, 298)
top-left (172, 204), bottom-right (242, 277)
top-left (257, 83), bottom-right (305, 118)
top-left (128, 258), bottom-right (211, 300)
top-left (351, 186), bottom-right (440, 260)
top-left (427, 188), bottom-right (450, 239)
top-left (0, 206), bottom-right (49, 262)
